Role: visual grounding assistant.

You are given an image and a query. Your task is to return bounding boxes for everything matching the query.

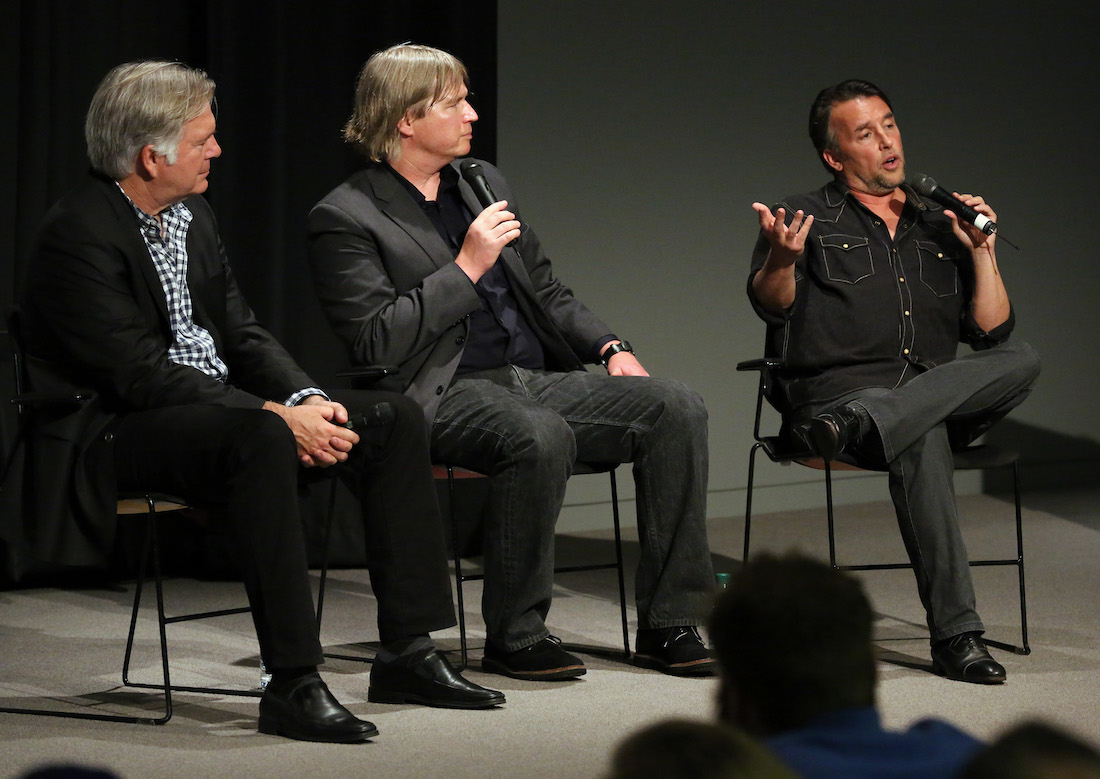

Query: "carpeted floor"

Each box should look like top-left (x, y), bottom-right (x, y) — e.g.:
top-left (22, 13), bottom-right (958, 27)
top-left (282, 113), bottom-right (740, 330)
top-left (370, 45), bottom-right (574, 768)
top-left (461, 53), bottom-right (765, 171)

top-left (1, 486), bottom-right (1098, 778)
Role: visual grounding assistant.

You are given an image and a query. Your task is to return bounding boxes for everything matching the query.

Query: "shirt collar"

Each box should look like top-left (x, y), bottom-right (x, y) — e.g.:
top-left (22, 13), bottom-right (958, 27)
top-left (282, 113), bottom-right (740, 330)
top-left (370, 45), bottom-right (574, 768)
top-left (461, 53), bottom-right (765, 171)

top-left (385, 161), bottom-right (461, 204)
top-left (115, 183), bottom-right (192, 236)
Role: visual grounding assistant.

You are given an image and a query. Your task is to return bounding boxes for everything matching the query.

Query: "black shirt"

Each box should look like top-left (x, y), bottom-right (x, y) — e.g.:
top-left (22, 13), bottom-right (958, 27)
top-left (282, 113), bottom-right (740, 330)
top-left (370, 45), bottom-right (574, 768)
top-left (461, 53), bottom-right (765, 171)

top-left (748, 179), bottom-right (1014, 413)
top-left (386, 163), bottom-right (545, 373)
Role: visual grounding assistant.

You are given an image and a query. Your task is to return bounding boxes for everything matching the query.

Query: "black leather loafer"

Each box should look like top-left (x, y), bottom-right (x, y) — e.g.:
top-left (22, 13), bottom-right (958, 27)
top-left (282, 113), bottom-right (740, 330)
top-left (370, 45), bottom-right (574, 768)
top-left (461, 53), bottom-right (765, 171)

top-left (369, 647), bottom-right (505, 709)
top-left (931, 632), bottom-right (1006, 684)
top-left (258, 672), bottom-right (377, 743)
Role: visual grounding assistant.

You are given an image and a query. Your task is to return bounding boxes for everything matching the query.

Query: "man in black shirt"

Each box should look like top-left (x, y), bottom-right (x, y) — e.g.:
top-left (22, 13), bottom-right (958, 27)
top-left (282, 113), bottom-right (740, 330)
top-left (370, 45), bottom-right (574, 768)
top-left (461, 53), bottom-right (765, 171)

top-left (748, 79), bottom-right (1039, 684)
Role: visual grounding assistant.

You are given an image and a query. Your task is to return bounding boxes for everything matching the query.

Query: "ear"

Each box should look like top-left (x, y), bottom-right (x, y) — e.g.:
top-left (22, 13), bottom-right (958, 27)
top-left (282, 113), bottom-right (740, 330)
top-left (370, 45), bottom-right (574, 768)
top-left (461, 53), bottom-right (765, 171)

top-left (135, 145), bottom-right (159, 180)
top-left (822, 148), bottom-right (844, 173)
top-left (397, 113), bottom-right (415, 140)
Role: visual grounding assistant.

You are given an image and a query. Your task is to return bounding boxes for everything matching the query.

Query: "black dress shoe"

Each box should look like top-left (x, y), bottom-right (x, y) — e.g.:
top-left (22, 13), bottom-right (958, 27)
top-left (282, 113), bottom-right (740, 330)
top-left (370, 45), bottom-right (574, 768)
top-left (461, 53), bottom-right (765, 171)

top-left (482, 635), bottom-right (586, 681)
top-left (806, 404), bottom-right (863, 461)
top-left (931, 632), bottom-right (1006, 684)
top-left (369, 647), bottom-right (505, 709)
top-left (633, 626), bottom-right (716, 677)
top-left (258, 672), bottom-right (377, 743)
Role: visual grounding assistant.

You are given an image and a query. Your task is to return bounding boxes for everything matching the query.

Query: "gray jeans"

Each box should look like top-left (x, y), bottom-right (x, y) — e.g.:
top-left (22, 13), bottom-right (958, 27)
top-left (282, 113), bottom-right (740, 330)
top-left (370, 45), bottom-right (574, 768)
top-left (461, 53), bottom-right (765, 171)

top-left (431, 366), bottom-right (714, 652)
top-left (796, 339), bottom-right (1041, 642)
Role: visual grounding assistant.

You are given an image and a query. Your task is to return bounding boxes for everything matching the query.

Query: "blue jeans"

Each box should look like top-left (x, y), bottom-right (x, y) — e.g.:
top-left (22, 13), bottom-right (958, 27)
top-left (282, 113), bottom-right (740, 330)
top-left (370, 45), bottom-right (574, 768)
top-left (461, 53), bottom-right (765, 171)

top-left (431, 366), bottom-right (714, 652)
top-left (796, 340), bottom-right (1041, 642)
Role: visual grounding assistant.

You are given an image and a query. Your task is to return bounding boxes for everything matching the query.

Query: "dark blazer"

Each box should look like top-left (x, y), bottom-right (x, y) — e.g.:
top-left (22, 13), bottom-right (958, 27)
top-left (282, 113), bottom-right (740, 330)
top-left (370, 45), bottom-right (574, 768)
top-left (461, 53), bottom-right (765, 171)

top-left (3, 172), bottom-right (316, 576)
top-left (307, 159), bottom-right (612, 423)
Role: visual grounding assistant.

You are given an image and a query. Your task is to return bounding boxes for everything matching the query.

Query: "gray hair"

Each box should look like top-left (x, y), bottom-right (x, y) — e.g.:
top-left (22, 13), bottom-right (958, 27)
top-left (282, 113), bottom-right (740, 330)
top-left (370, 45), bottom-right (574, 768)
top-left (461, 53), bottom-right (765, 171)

top-left (343, 43), bottom-right (468, 163)
top-left (85, 61), bottom-right (215, 180)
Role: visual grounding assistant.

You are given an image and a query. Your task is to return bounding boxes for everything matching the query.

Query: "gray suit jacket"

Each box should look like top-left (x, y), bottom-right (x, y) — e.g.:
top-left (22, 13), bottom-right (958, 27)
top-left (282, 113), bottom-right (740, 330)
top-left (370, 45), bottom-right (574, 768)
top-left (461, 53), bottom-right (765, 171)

top-left (308, 159), bottom-right (612, 422)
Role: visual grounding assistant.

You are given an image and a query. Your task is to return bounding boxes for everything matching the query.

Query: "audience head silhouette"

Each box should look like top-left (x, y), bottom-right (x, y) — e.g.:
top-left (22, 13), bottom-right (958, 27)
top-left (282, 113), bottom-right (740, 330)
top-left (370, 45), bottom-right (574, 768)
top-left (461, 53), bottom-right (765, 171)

top-left (708, 552), bottom-right (877, 736)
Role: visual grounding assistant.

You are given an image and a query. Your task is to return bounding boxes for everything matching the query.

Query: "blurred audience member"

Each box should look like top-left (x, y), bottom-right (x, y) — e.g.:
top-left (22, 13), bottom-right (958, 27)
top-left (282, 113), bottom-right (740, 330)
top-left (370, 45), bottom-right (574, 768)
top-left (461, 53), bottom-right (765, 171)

top-left (709, 553), bottom-right (983, 777)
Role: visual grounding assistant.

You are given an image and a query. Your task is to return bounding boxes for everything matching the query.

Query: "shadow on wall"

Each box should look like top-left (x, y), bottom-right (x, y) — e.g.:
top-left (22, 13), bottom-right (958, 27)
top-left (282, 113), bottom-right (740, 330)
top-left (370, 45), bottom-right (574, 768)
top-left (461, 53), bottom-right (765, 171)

top-left (983, 418), bottom-right (1100, 497)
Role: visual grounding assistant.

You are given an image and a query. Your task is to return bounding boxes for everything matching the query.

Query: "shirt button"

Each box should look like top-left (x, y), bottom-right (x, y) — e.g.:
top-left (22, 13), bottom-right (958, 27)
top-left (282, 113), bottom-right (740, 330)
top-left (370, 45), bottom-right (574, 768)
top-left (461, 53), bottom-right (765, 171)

top-left (455, 335), bottom-right (465, 345)
top-left (904, 310), bottom-right (911, 316)
top-left (436, 386), bottom-right (444, 395)
top-left (903, 348), bottom-right (910, 355)
top-left (937, 252), bottom-right (944, 258)
top-left (899, 277), bottom-right (905, 283)
top-left (843, 243), bottom-right (849, 249)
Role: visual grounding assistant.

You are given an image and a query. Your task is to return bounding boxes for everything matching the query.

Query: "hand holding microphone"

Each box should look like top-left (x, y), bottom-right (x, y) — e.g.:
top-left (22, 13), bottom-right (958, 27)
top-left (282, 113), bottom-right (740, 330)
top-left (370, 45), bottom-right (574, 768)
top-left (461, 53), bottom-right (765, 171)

top-left (909, 173), bottom-right (1018, 249)
top-left (455, 159), bottom-right (522, 280)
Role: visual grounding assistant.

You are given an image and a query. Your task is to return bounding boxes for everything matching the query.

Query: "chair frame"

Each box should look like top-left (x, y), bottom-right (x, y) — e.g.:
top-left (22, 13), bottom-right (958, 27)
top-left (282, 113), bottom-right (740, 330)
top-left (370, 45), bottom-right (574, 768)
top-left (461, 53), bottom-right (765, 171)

top-left (444, 462), bottom-right (631, 669)
top-left (312, 462), bottom-right (631, 670)
top-left (737, 358), bottom-right (1030, 655)
top-left (1, 315), bottom-right (264, 725)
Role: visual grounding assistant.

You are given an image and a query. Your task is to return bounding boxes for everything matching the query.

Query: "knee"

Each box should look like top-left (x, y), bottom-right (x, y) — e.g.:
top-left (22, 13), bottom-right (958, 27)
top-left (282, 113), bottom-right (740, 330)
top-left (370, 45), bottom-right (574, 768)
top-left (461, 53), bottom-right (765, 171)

top-left (508, 410), bottom-right (577, 468)
top-left (230, 410), bottom-right (299, 476)
top-left (999, 339), bottom-right (1041, 388)
top-left (650, 379), bottom-right (709, 434)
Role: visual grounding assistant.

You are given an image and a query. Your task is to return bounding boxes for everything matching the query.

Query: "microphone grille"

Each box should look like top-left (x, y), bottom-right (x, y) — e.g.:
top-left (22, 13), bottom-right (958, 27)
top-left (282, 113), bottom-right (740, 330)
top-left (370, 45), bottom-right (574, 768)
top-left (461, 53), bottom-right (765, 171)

top-left (909, 173), bottom-right (937, 196)
top-left (458, 158), bottom-right (482, 178)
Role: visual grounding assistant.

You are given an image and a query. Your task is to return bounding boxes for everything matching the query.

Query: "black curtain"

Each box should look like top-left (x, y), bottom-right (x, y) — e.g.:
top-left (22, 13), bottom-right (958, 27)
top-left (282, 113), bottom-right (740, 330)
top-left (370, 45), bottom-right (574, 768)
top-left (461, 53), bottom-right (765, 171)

top-left (2, 0), bottom-right (497, 385)
top-left (0, 0), bottom-right (497, 575)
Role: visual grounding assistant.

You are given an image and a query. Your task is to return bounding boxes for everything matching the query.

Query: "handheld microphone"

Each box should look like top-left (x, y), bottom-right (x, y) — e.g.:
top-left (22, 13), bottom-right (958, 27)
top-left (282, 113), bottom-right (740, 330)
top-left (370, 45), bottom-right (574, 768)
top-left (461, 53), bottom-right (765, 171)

top-left (909, 173), bottom-right (996, 235)
top-left (459, 158), bottom-right (519, 249)
top-left (459, 159), bottom-right (499, 210)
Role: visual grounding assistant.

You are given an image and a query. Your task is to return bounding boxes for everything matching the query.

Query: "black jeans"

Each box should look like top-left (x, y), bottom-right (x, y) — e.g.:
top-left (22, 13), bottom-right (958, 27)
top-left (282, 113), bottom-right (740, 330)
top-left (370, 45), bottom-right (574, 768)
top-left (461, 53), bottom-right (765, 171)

top-left (108, 390), bottom-right (455, 669)
top-left (432, 367), bottom-right (714, 651)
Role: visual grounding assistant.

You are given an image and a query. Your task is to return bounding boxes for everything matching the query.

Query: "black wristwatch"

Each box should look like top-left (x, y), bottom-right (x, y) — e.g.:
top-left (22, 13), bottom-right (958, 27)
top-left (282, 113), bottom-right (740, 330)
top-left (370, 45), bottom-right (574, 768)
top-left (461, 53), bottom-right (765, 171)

top-left (600, 340), bottom-right (634, 366)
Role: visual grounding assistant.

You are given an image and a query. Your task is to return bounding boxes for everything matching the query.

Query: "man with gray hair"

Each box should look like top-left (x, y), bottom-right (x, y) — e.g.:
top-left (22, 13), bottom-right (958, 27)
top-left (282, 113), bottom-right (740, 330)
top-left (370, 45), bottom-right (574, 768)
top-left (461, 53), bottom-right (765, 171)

top-left (14, 60), bottom-right (502, 743)
top-left (309, 43), bottom-right (715, 681)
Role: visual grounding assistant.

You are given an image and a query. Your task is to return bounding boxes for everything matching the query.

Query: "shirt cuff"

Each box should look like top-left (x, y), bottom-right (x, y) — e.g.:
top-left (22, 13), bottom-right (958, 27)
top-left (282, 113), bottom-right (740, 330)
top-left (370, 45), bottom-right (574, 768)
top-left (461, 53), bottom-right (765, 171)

top-left (592, 334), bottom-right (618, 362)
top-left (285, 388), bottom-right (329, 407)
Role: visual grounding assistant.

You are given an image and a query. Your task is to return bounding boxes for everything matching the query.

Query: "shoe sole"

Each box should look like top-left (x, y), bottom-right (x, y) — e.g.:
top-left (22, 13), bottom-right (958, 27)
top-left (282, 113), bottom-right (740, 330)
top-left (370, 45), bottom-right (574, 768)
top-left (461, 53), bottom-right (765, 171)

top-left (258, 717), bottom-right (378, 743)
top-left (367, 687), bottom-right (505, 709)
top-left (481, 656), bottom-right (586, 682)
top-left (632, 653), bottom-right (717, 677)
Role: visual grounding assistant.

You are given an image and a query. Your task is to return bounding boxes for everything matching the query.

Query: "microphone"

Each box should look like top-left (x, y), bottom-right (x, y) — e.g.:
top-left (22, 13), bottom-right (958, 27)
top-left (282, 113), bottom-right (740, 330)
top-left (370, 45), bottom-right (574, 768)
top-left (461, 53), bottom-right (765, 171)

top-left (459, 159), bottom-right (499, 210)
top-left (909, 173), bottom-right (996, 235)
top-left (459, 158), bottom-right (519, 248)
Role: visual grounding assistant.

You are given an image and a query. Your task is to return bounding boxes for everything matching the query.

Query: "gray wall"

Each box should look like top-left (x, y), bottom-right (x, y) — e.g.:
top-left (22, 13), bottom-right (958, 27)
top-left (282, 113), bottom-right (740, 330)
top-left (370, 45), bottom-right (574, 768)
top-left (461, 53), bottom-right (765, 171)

top-left (496, 3), bottom-right (1100, 530)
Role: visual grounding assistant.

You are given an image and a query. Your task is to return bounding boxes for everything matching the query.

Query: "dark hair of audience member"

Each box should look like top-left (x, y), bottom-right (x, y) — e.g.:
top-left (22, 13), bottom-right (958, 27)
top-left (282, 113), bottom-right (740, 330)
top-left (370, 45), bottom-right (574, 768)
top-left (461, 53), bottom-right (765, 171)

top-left (607, 718), bottom-right (796, 779)
top-left (708, 553), bottom-right (876, 736)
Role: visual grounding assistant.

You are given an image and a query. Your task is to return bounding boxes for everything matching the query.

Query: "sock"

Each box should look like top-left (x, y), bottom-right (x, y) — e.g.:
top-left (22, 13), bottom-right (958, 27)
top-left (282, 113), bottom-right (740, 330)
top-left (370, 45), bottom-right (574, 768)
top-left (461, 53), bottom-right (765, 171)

top-left (376, 635), bottom-right (435, 664)
top-left (268, 665), bottom-right (317, 687)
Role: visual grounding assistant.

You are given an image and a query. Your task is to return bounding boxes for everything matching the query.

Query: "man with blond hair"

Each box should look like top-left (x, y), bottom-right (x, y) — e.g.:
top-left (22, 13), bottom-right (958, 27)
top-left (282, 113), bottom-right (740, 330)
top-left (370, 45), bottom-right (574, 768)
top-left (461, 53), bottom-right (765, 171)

top-left (14, 60), bottom-right (502, 743)
top-left (309, 44), bottom-right (715, 681)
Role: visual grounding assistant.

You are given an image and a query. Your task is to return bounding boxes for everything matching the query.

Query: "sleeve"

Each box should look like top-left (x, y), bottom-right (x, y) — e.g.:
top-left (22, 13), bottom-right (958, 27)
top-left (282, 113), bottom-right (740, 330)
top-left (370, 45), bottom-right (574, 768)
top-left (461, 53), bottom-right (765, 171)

top-left (480, 162), bottom-right (615, 363)
top-left (307, 198), bottom-right (483, 368)
top-left (25, 197), bottom-right (315, 411)
top-left (746, 200), bottom-right (803, 327)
